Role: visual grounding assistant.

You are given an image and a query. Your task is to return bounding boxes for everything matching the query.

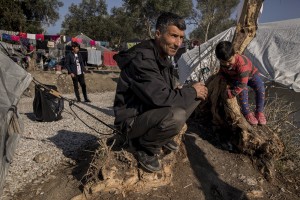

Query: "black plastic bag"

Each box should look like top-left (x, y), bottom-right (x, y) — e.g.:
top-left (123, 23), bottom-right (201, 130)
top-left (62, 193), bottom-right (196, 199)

top-left (33, 85), bottom-right (64, 122)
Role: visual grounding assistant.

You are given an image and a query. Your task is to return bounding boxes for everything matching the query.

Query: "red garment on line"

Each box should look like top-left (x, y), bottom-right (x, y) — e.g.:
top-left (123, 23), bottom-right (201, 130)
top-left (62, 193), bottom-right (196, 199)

top-left (19, 32), bottom-right (27, 38)
top-left (11, 35), bottom-right (20, 42)
top-left (36, 34), bottom-right (44, 41)
top-left (90, 40), bottom-right (96, 46)
top-left (71, 37), bottom-right (83, 43)
top-left (103, 51), bottom-right (118, 67)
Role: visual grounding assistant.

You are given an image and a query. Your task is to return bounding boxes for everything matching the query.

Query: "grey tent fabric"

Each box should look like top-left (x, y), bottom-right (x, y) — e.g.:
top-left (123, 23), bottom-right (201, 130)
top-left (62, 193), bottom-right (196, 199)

top-left (244, 18), bottom-right (300, 92)
top-left (0, 51), bottom-right (32, 194)
top-left (178, 27), bottom-right (235, 84)
top-left (178, 18), bottom-right (300, 92)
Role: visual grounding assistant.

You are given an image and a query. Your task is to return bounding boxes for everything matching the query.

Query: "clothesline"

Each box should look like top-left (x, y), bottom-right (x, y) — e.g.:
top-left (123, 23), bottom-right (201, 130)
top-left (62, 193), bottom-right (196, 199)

top-left (0, 29), bottom-right (109, 47)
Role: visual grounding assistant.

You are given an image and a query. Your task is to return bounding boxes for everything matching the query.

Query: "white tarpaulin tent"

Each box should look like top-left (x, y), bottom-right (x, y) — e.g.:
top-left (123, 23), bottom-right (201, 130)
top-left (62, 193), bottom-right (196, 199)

top-left (178, 18), bottom-right (300, 92)
top-left (0, 51), bottom-right (32, 194)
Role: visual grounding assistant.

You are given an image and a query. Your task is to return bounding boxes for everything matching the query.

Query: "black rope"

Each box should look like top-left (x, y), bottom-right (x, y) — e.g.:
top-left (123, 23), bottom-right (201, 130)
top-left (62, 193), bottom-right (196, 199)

top-left (31, 77), bottom-right (121, 136)
top-left (68, 100), bottom-right (118, 136)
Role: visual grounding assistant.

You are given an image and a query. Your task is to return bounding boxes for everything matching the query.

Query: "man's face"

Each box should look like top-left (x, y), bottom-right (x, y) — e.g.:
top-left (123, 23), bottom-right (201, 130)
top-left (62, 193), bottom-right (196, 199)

top-left (72, 47), bottom-right (80, 53)
top-left (155, 25), bottom-right (185, 57)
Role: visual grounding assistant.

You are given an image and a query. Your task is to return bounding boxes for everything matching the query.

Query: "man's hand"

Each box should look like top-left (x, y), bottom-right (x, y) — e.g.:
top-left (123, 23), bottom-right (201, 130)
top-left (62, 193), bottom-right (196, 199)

top-left (192, 82), bottom-right (208, 100)
top-left (70, 73), bottom-right (75, 78)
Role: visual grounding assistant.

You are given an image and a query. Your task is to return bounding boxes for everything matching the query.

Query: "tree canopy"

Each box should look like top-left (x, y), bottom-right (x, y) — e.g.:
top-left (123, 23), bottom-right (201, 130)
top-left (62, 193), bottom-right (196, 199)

top-left (0, 0), bottom-right (63, 33)
top-left (189, 0), bottom-right (239, 42)
top-left (61, 0), bottom-right (108, 37)
top-left (0, 0), bottom-right (239, 47)
top-left (120, 0), bottom-right (193, 38)
top-left (61, 0), bottom-right (193, 47)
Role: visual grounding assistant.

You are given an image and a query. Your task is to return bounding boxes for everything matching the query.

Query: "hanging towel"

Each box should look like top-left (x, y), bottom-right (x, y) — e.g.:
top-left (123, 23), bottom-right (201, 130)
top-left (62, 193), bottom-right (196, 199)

top-left (100, 41), bottom-right (109, 47)
top-left (2, 33), bottom-right (11, 41)
top-left (36, 34), bottom-right (44, 41)
top-left (87, 49), bottom-right (102, 66)
top-left (27, 34), bottom-right (36, 40)
top-left (95, 41), bottom-right (101, 46)
top-left (103, 51), bottom-right (118, 67)
top-left (90, 40), bottom-right (96, 46)
top-left (19, 32), bottom-right (27, 38)
top-left (47, 41), bottom-right (55, 48)
top-left (11, 35), bottom-right (20, 42)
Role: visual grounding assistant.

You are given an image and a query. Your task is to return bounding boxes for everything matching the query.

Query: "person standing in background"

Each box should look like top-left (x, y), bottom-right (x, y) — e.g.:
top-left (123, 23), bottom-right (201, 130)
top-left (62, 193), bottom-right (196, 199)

top-left (65, 42), bottom-right (91, 102)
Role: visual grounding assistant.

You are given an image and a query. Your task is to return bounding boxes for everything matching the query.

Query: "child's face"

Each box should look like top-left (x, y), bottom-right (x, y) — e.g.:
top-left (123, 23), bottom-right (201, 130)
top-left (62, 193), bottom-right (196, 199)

top-left (72, 47), bottom-right (80, 53)
top-left (219, 55), bottom-right (235, 67)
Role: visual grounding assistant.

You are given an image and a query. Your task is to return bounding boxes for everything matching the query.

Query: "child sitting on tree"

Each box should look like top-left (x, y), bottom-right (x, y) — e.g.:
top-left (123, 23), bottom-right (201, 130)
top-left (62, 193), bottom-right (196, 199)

top-left (215, 41), bottom-right (266, 125)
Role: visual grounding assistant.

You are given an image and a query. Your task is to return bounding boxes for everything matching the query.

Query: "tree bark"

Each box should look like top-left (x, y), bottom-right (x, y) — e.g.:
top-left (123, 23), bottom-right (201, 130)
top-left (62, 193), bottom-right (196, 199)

top-left (232, 0), bottom-right (264, 54)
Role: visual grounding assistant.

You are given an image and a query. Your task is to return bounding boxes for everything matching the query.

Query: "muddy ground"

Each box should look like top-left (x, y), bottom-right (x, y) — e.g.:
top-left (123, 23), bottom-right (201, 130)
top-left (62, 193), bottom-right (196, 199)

top-left (12, 70), bottom-right (300, 200)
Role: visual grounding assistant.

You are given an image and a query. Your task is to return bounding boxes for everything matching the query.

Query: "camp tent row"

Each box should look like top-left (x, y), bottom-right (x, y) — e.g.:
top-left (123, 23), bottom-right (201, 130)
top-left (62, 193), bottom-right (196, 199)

top-left (65, 34), bottom-right (118, 67)
top-left (178, 18), bottom-right (300, 92)
top-left (0, 32), bottom-right (118, 68)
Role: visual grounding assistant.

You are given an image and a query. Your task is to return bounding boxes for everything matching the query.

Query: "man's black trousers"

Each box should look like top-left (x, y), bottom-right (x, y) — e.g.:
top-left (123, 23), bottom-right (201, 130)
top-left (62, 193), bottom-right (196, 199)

top-left (128, 100), bottom-right (200, 154)
top-left (72, 74), bottom-right (88, 101)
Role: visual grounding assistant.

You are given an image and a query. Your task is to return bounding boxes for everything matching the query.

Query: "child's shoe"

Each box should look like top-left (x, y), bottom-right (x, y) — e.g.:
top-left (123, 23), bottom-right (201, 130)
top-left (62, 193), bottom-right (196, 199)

top-left (245, 112), bottom-right (258, 125)
top-left (255, 112), bottom-right (267, 125)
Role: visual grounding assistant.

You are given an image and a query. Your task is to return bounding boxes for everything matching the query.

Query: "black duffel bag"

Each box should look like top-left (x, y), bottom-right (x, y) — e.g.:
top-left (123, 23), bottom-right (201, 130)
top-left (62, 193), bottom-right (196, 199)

top-left (33, 84), bottom-right (64, 122)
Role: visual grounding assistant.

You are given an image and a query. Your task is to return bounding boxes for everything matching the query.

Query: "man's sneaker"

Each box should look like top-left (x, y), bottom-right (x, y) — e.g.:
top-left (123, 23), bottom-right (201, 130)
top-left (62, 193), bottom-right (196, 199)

top-left (163, 140), bottom-right (179, 151)
top-left (255, 112), bottom-right (267, 125)
top-left (137, 151), bottom-right (161, 172)
top-left (84, 99), bottom-right (91, 103)
top-left (245, 112), bottom-right (258, 125)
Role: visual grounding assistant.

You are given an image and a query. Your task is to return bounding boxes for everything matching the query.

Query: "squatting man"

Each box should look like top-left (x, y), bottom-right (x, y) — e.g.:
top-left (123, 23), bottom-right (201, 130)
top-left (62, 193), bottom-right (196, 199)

top-left (113, 12), bottom-right (208, 172)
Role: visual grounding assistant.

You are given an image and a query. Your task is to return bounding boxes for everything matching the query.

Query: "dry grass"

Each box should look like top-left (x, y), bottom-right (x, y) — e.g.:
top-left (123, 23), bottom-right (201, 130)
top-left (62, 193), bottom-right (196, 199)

top-left (263, 94), bottom-right (300, 186)
top-left (80, 139), bottom-right (112, 190)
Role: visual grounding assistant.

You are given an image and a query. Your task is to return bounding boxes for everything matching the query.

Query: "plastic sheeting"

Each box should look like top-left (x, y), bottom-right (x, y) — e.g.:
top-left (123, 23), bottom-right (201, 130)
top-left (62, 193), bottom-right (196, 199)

top-left (178, 18), bottom-right (300, 92)
top-left (245, 18), bottom-right (300, 92)
top-left (0, 51), bottom-right (32, 194)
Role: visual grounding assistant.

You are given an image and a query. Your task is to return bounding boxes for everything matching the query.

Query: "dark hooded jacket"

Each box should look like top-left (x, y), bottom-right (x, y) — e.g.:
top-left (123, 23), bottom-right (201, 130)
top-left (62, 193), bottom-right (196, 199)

top-left (113, 39), bottom-right (198, 133)
top-left (65, 51), bottom-right (85, 75)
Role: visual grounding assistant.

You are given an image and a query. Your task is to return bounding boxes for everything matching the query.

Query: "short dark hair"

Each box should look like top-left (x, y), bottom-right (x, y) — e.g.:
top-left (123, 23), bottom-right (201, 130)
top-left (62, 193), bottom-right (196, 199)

top-left (71, 42), bottom-right (80, 48)
top-left (215, 41), bottom-right (235, 61)
top-left (156, 12), bottom-right (186, 33)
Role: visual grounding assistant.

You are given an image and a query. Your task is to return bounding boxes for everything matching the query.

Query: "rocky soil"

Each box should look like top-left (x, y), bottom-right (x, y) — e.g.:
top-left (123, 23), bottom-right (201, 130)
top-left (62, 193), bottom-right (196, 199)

top-left (2, 91), bottom-right (116, 199)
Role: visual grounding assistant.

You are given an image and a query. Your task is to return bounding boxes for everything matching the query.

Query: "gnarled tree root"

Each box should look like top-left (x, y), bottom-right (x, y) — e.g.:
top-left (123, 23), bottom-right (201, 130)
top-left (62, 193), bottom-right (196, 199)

top-left (72, 124), bottom-right (187, 200)
top-left (203, 74), bottom-right (284, 181)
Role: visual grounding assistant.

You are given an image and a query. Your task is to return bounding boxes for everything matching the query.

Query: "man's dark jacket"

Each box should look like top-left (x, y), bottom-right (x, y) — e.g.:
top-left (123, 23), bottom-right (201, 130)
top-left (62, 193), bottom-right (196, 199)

top-left (65, 52), bottom-right (85, 75)
top-left (113, 39), bottom-right (199, 133)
